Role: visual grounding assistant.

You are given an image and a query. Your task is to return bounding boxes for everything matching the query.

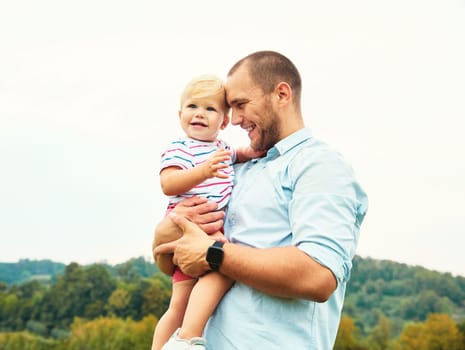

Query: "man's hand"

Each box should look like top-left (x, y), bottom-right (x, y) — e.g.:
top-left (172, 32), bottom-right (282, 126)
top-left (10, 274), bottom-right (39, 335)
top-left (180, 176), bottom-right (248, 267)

top-left (155, 213), bottom-right (214, 277)
top-left (170, 196), bottom-right (224, 234)
top-left (152, 196), bottom-right (224, 275)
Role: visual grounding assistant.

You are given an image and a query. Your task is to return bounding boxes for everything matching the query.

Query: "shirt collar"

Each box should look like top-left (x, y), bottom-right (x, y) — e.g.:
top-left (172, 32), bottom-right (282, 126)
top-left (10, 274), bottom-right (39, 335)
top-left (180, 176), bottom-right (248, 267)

top-left (266, 127), bottom-right (312, 159)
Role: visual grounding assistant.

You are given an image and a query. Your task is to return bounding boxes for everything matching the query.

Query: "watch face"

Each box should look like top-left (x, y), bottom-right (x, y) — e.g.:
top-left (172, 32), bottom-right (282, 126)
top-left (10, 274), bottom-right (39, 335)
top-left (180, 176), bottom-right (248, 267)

top-left (207, 243), bottom-right (224, 271)
top-left (208, 246), bottom-right (223, 264)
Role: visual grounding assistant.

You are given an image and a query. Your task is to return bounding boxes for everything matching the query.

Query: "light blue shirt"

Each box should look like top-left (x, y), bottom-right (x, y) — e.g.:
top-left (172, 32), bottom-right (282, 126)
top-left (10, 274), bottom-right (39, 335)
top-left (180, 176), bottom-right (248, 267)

top-left (204, 128), bottom-right (368, 349)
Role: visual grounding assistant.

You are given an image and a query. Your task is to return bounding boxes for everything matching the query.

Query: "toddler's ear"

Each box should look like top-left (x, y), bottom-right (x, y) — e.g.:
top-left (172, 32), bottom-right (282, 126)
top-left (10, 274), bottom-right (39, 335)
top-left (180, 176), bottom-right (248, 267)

top-left (220, 114), bottom-right (230, 130)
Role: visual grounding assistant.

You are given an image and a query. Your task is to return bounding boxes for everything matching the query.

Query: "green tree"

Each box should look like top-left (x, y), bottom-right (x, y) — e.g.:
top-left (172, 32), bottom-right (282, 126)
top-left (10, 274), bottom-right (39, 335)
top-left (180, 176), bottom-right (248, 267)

top-left (364, 313), bottom-right (394, 350)
top-left (142, 275), bottom-right (171, 319)
top-left (0, 293), bottom-right (20, 331)
top-left (35, 262), bottom-right (117, 332)
top-left (126, 279), bottom-right (152, 320)
top-left (82, 264), bottom-right (117, 318)
top-left (115, 257), bottom-right (159, 280)
top-left (35, 263), bottom-right (87, 330)
top-left (401, 290), bottom-right (453, 321)
top-left (106, 287), bottom-right (131, 318)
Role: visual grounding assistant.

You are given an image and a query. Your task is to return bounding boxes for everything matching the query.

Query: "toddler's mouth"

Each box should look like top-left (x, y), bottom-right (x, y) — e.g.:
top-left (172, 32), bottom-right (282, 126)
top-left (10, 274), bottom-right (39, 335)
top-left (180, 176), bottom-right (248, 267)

top-left (190, 122), bottom-right (208, 127)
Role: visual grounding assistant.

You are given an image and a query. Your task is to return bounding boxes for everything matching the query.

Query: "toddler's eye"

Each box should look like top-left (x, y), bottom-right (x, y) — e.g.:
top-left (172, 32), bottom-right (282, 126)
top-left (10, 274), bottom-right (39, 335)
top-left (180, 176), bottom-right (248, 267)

top-left (207, 107), bottom-right (217, 112)
top-left (187, 104), bottom-right (197, 109)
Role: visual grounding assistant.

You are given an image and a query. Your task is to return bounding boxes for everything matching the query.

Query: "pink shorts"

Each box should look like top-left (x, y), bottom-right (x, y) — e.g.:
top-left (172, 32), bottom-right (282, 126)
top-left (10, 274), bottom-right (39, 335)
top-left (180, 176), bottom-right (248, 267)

top-left (173, 267), bottom-right (195, 283)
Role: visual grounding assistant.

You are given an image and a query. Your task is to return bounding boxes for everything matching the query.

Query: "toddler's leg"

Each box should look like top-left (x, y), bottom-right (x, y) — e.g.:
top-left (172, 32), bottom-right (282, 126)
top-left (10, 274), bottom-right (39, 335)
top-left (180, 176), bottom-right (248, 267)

top-left (178, 272), bottom-right (233, 339)
top-left (151, 278), bottom-right (196, 350)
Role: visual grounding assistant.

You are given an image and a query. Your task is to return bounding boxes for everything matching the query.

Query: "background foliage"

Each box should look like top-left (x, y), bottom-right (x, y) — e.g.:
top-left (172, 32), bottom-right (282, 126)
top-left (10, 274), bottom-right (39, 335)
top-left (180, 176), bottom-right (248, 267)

top-left (1, 256), bottom-right (464, 349)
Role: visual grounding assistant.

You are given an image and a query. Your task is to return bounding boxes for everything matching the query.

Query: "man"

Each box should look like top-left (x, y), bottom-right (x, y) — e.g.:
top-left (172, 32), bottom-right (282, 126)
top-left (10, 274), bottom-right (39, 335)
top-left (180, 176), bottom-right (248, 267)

top-left (154, 50), bottom-right (368, 349)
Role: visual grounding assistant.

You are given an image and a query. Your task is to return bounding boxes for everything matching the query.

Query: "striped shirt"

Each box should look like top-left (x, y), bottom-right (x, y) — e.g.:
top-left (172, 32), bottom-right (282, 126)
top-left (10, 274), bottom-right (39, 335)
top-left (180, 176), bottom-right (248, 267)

top-left (160, 137), bottom-right (236, 210)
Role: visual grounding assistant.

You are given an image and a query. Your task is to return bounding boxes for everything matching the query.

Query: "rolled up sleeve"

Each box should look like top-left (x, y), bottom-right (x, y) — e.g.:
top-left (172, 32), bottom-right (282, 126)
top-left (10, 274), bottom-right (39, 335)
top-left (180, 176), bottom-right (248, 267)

top-left (289, 148), bottom-right (368, 284)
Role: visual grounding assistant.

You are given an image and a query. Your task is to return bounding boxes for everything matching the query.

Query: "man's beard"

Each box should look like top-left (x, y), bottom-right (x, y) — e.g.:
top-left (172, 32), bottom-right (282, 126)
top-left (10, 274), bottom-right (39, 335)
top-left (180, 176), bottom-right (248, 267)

top-left (252, 108), bottom-right (281, 152)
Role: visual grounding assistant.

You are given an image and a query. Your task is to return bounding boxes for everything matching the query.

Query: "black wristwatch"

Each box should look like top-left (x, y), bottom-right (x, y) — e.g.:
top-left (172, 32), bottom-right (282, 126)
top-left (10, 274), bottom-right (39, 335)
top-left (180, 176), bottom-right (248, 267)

top-left (206, 241), bottom-right (225, 271)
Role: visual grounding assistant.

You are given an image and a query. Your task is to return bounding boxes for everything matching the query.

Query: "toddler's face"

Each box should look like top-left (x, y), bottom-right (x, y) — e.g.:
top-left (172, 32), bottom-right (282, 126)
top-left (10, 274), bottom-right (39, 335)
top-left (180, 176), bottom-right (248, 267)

top-left (179, 95), bottom-right (229, 142)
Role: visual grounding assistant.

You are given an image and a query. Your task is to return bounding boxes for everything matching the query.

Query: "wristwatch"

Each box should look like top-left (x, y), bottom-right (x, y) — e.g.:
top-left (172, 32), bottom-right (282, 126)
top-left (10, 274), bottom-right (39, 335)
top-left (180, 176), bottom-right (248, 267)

top-left (206, 241), bottom-right (225, 271)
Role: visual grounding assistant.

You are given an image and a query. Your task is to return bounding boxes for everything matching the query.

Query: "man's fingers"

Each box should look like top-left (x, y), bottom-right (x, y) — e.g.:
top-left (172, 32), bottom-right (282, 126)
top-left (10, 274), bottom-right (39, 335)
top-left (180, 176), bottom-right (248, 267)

top-left (170, 197), bottom-right (222, 233)
top-left (200, 220), bottom-right (224, 235)
top-left (169, 212), bottom-right (197, 233)
top-left (174, 199), bottom-right (219, 220)
top-left (179, 196), bottom-right (208, 208)
top-left (194, 201), bottom-right (219, 216)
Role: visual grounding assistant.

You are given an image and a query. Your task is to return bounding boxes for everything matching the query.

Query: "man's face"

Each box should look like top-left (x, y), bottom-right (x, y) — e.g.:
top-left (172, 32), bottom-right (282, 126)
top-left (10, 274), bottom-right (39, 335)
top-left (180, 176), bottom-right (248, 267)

top-left (226, 66), bottom-right (281, 151)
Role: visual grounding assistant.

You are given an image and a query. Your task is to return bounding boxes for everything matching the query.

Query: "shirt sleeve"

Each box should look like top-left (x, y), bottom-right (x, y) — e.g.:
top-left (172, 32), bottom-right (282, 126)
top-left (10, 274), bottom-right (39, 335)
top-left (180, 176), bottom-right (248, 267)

top-left (288, 147), bottom-right (368, 284)
top-left (160, 140), bottom-right (194, 171)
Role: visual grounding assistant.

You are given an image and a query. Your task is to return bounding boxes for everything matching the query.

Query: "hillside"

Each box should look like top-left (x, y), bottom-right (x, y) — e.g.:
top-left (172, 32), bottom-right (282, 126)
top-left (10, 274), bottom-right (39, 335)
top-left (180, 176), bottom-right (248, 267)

top-left (0, 257), bottom-right (159, 287)
top-left (1, 255), bottom-right (464, 340)
top-left (0, 259), bottom-right (65, 286)
top-left (344, 256), bottom-right (465, 336)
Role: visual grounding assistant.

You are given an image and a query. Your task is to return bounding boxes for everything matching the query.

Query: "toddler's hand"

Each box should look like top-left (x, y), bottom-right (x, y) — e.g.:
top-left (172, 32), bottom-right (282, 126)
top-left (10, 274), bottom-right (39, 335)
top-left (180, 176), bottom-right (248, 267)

top-left (201, 149), bottom-right (231, 179)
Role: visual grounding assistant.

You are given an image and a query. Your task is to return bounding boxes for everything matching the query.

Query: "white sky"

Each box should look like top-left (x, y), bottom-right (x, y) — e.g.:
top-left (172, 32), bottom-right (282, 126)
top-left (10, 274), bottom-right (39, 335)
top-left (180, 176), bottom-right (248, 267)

top-left (1, 0), bottom-right (464, 276)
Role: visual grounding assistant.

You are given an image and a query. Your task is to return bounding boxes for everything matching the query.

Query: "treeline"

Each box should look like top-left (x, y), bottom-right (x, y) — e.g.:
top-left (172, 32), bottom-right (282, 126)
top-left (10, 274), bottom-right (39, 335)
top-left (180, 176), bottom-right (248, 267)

top-left (345, 256), bottom-right (465, 336)
top-left (0, 258), bottom-right (169, 336)
top-left (0, 259), bottom-right (65, 286)
top-left (0, 257), bottom-right (159, 287)
top-left (335, 313), bottom-right (464, 349)
top-left (0, 256), bottom-right (464, 349)
top-left (0, 316), bottom-right (156, 350)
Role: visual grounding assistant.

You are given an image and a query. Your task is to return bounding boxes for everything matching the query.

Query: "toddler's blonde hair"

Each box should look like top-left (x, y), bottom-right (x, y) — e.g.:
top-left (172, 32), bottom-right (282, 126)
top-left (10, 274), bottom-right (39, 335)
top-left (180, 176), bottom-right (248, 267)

top-left (180, 74), bottom-right (228, 112)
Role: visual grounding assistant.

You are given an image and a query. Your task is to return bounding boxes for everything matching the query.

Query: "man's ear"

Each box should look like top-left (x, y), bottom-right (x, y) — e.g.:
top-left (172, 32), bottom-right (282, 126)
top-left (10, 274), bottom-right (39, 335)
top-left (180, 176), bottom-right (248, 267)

top-left (275, 82), bottom-right (291, 104)
top-left (220, 114), bottom-right (230, 130)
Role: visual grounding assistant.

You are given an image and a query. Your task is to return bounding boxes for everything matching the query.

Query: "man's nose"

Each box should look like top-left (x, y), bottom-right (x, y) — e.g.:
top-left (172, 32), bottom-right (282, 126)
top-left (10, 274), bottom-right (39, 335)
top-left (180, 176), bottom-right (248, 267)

top-left (231, 109), bottom-right (241, 125)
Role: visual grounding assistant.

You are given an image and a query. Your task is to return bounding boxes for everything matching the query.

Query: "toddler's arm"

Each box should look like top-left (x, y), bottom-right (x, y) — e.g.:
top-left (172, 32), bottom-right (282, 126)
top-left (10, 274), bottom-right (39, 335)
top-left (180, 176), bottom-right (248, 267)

top-left (160, 149), bottom-right (231, 196)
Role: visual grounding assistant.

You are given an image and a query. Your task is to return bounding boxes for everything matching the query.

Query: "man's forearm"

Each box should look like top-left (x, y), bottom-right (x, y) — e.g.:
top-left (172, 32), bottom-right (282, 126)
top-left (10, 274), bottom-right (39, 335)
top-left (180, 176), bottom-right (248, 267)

top-left (220, 244), bottom-right (337, 302)
top-left (156, 213), bottom-right (337, 301)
